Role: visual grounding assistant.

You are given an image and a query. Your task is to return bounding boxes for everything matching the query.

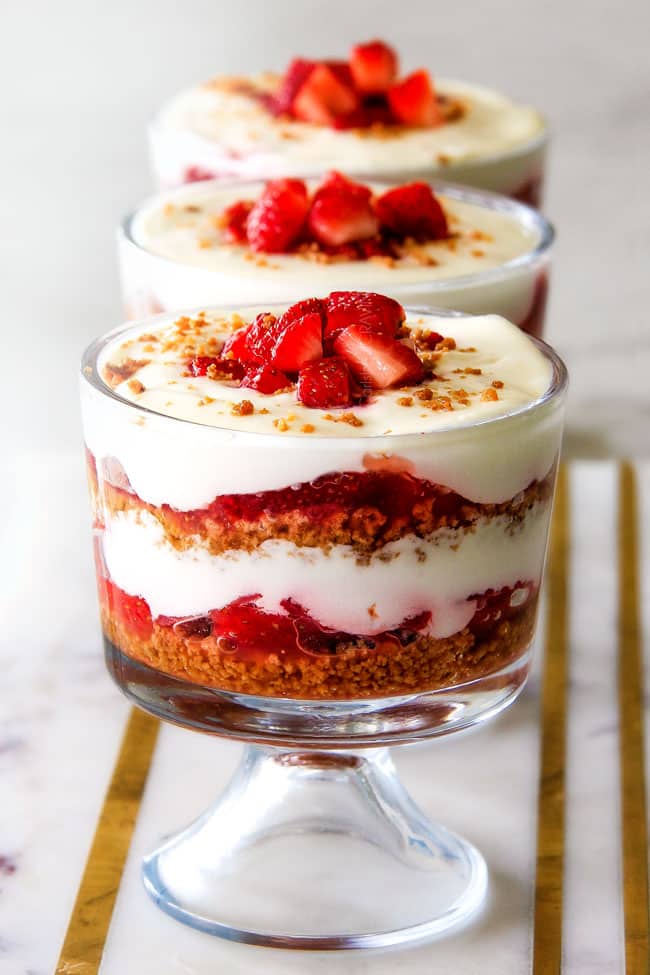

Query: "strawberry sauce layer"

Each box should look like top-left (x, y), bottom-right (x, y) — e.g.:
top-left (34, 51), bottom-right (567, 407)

top-left (100, 577), bottom-right (537, 665)
top-left (97, 459), bottom-right (553, 554)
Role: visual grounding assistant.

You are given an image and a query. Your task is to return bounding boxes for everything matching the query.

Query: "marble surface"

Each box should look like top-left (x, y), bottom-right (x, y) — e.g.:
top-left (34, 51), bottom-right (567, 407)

top-left (1, 457), bottom-right (648, 974)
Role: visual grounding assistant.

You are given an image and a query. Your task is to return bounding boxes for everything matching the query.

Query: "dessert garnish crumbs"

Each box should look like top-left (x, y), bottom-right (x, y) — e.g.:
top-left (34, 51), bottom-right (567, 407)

top-left (481, 387), bottom-right (499, 402)
top-left (368, 603), bottom-right (378, 619)
top-left (323, 412), bottom-right (364, 427)
top-left (492, 380), bottom-right (504, 389)
top-left (301, 423), bottom-right (315, 433)
top-left (103, 358), bottom-right (150, 388)
top-left (416, 388), bottom-right (433, 401)
top-left (273, 418), bottom-right (290, 431)
top-left (459, 346), bottom-right (477, 353)
top-left (397, 396), bottom-right (413, 407)
top-left (259, 408), bottom-right (270, 414)
top-left (231, 399), bottom-right (254, 416)
top-left (471, 248), bottom-right (485, 258)
top-left (127, 378), bottom-right (145, 394)
top-left (197, 396), bottom-right (215, 406)
top-left (163, 203), bottom-right (175, 216)
top-left (436, 337), bottom-right (456, 351)
top-left (198, 238), bottom-right (213, 249)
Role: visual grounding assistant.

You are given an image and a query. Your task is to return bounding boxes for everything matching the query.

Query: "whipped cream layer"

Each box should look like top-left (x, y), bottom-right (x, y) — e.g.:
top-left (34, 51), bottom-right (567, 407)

top-left (157, 77), bottom-right (545, 176)
top-left (103, 506), bottom-right (549, 638)
top-left (82, 306), bottom-right (563, 509)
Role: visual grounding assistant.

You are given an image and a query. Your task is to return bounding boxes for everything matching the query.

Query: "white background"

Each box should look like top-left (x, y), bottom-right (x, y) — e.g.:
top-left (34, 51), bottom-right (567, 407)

top-left (1, 0), bottom-right (649, 457)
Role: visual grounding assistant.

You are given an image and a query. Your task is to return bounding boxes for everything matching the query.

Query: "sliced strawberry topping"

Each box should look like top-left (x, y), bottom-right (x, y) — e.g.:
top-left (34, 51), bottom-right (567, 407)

top-left (241, 363), bottom-right (292, 394)
top-left (388, 69), bottom-right (442, 127)
top-left (270, 312), bottom-right (323, 372)
top-left (221, 200), bottom-right (253, 243)
top-left (375, 182), bottom-right (448, 241)
top-left (246, 179), bottom-right (309, 253)
top-left (297, 357), bottom-right (353, 408)
top-left (278, 297), bottom-right (327, 330)
top-left (308, 171), bottom-right (378, 247)
top-left (243, 313), bottom-right (280, 362)
top-left (292, 64), bottom-right (359, 126)
top-left (324, 290), bottom-right (405, 338)
top-left (349, 40), bottom-right (398, 93)
top-left (104, 580), bottom-right (152, 640)
top-left (187, 356), bottom-right (245, 380)
top-left (333, 325), bottom-right (424, 389)
top-left (221, 324), bottom-right (254, 362)
top-left (269, 58), bottom-right (316, 116)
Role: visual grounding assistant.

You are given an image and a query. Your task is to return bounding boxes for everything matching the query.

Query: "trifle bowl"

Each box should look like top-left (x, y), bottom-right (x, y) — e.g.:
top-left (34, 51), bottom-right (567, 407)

top-left (150, 39), bottom-right (548, 204)
top-left (120, 173), bottom-right (553, 335)
top-left (81, 291), bottom-right (566, 949)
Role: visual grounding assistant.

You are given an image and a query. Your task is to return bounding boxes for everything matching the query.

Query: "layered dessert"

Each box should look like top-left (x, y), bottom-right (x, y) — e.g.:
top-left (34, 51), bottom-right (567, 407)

top-left (150, 40), bottom-right (548, 203)
top-left (121, 173), bottom-right (552, 334)
top-left (81, 291), bottom-right (565, 701)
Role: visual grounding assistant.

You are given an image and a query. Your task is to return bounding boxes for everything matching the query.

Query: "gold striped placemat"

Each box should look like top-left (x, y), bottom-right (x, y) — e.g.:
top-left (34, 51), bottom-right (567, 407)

top-left (55, 462), bottom-right (649, 973)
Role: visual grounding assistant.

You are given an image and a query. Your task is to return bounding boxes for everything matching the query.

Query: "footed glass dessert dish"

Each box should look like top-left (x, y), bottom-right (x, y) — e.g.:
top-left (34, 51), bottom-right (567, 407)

top-left (81, 294), bottom-right (567, 949)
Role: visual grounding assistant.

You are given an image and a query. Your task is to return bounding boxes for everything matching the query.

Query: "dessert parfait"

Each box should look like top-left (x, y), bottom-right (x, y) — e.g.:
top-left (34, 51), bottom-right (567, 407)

top-left (150, 39), bottom-right (548, 203)
top-left (121, 172), bottom-right (552, 334)
top-left (82, 290), bottom-right (565, 713)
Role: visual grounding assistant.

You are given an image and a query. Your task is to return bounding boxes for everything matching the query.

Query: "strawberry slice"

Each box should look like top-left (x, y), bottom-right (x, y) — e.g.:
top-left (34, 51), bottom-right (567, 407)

top-left (324, 290), bottom-right (405, 338)
top-left (292, 64), bottom-right (359, 125)
top-left (241, 363), bottom-right (292, 394)
top-left (333, 325), bottom-right (424, 389)
top-left (222, 324), bottom-right (255, 362)
top-left (246, 179), bottom-right (309, 253)
top-left (187, 355), bottom-right (245, 380)
top-left (388, 69), bottom-right (442, 127)
top-left (297, 357), bottom-right (353, 408)
top-left (308, 171), bottom-right (378, 246)
top-left (278, 297), bottom-right (327, 330)
top-left (221, 200), bottom-right (253, 243)
top-left (269, 58), bottom-right (316, 116)
top-left (376, 182), bottom-right (448, 240)
top-left (270, 312), bottom-right (323, 371)
top-left (243, 313), bottom-right (281, 362)
top-left (350, 40), bottom-right (398, 93)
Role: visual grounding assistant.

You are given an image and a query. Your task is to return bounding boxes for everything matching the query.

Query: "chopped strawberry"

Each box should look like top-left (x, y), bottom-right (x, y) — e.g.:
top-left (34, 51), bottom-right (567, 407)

top-left (324, 290), bottom-right (405, 338)
top-left (269, 58), bottom-right (316, 116)
top-left (244, 312), bottom-right (281, 362)
top-left (292, 64), bottom-right (359, 125)
top-left (246, 179), bottom-right (309, 253)
top-left (222, 324), bottom-right (255, 362)
top-left (221, 200), bottom-right (253, 243)
top-left (388, 69), bottom-right (442, 127)
top-left (278, 297), bottom-right (327, 330)
top-left (376, 182), bottom-right (448, 240)
top-left (270, 312), bottom-right (323, 371)
top-left (241, 363), bottom-right (292, 394)
top-left (350, 40), bottom-right (398, 94)
top-left (333, 325), bottom-right (424, 389)
top-left (184, 165), bottom-right (216, 183)
top-left (297, 357), bottom-right (353, 408)
top-left (308, 171), bottom-right (378, 246)
top-left (187, 356), bottom-right (245, 380)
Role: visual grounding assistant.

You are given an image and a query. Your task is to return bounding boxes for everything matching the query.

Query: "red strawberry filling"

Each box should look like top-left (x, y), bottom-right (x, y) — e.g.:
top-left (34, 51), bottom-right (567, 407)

top-left (102, 578), bottom-right (536, 662)
top-left (262, 40), bottom-right (446, 131)
top-left (221, 171), bottom-right (449, 257)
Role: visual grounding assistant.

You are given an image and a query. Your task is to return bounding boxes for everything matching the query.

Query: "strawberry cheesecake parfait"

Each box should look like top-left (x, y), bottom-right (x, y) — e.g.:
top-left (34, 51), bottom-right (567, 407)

top-left (150, 40), bottom-right (548, 205)
top-left (121, 172), bottom-right (553, 335)
top-left (81, 290), bottom-right (566, 948)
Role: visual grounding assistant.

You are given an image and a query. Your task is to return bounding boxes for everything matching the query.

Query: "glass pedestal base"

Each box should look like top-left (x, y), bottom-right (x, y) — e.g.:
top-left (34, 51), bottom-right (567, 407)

top-left (143, 745), bottom-right (487, 950)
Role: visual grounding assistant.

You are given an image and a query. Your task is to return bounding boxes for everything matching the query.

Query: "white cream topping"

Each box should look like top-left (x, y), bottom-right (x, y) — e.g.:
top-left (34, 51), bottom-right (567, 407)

top-left (96, 309), bottom-right (552, 438)
top-left (157, 77), bottom-right (545, 173)
top-left (102, 506), bottom-right (550, 637)
top-left (131, 179), bottom-right (538, 283)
